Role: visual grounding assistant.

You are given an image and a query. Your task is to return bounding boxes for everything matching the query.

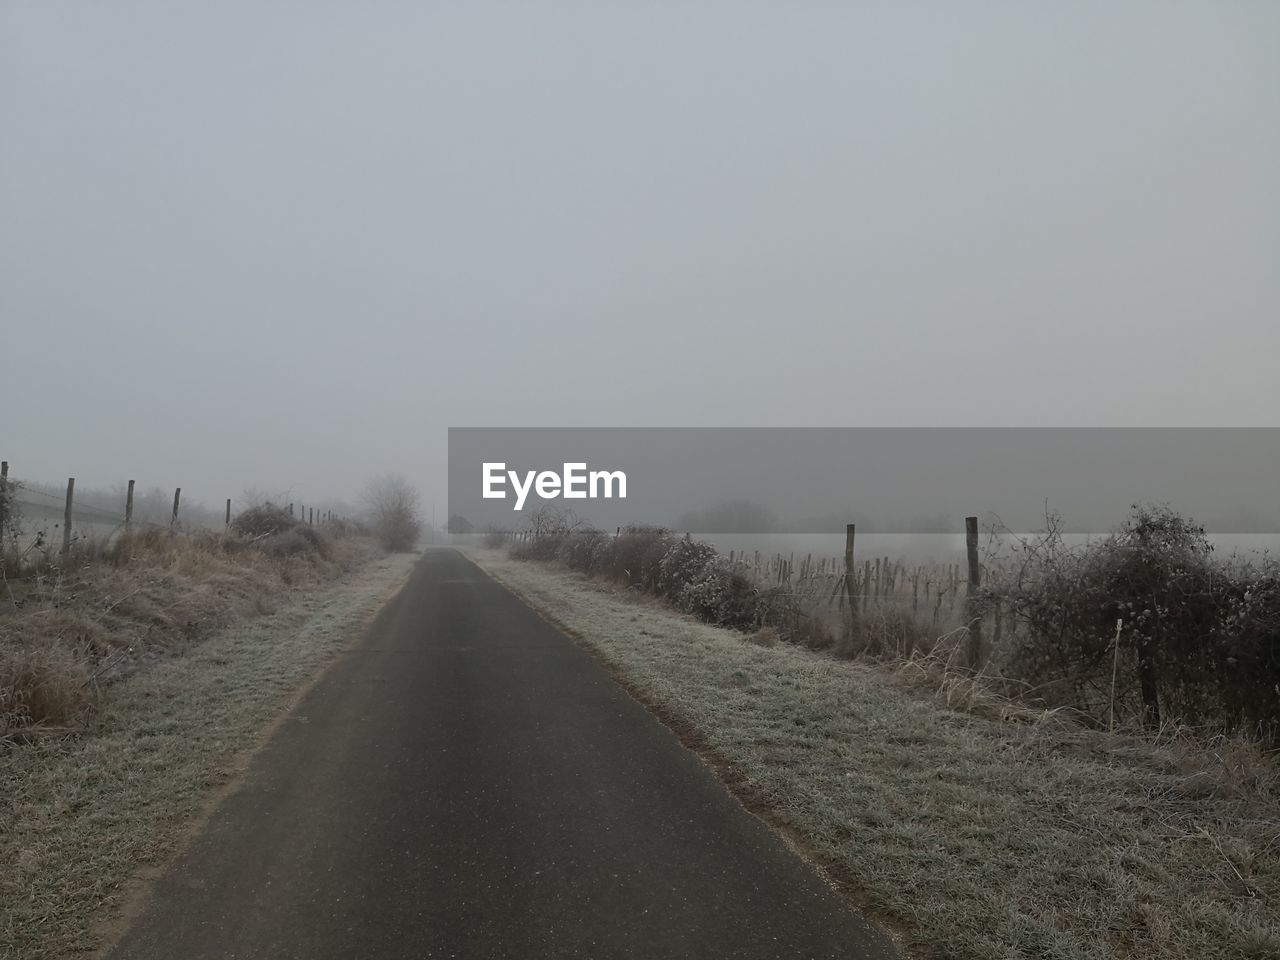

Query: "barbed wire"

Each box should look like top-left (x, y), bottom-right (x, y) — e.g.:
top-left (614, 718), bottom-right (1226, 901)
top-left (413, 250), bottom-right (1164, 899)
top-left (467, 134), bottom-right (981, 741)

top-left (9, 500), bottom-right (173, 532)
top-left (8, 496), bottom-right (340, 532)
top-left (5, 480), bottom-right (342, 514)
top-left (12, 496), bottom-right (132, 523)
top-left (7, 485), bottom-right (69, 503)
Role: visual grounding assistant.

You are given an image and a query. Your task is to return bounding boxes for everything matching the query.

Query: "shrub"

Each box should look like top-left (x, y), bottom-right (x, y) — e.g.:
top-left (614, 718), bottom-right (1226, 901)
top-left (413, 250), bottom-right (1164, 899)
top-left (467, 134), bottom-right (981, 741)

top-left (603, 527), bottom-right (672, 591)
top-left (511, 507), bottom-right (589, 563)
top-left (675, 561), bottom-right (764, 629)
top-left (0, 641), bottom-right (94, 732)
top-left (1210, 570), bottom-right (1280, 738)
top-left (260, 526), bottom-right (329, 559)
top-left (323, 516), bottom-right (367, 539)
top-left (364, 474), bottom-right (422, 552)
top-left (1002, 504), bottom-right (1280, 737)
top-left (230, 503), bottom-right (297, 538)
top-left (509, 513), bottom-right (832, 647)
top-left (848, 604), bottom-right (934, 660)
top-left (559, 528), bottom-right (610, 572)
top-left (656, 537), bottom-right (719, 599)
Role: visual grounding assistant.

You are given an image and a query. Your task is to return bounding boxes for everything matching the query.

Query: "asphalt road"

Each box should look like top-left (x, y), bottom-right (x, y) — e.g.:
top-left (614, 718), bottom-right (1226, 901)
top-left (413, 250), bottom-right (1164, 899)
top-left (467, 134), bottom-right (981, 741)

top-left (107, 548), bottom-right (897, 960)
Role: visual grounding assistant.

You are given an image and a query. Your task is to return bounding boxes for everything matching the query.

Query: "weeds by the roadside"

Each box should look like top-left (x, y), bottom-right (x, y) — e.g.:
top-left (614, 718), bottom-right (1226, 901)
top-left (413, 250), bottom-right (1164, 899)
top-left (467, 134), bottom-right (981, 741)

top-left (0, 551), bottom-right (415, 960)
top-left (510, 514), bottom-right (830, 645)
top-left (1, 518), bottom-right (378, 738)
top-left (474, 550), bottom-right (1280, 960)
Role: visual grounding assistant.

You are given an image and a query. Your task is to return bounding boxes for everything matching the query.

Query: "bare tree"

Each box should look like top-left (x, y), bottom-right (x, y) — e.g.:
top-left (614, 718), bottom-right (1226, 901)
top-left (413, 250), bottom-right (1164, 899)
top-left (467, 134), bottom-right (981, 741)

top-left (363, 474), bottom-right (422, 551)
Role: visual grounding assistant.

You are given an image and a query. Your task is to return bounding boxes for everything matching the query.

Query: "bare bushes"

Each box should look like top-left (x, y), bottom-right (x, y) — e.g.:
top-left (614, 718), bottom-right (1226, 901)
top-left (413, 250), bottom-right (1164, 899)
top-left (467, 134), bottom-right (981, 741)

top-left (847, 604), bottom-right (938, 661)
top-left (226, 502), bottom-right (332, 559)
top-left (508, 505), bottom-right (1280, 740)
top-left (0, 644), bottom-right (93, 736)
top-left (364, 474), bottom-right (421, 552)
top-left (229, 502), bottom-right (296, 538)
top-left (0, 517), bottom-right (378, 738)
top-left (999, 505), bottom-right (1280, 738)
top-left (511, 515), bottom-right (830, 643)
top-left (657, 537), bottom-right (719, 598)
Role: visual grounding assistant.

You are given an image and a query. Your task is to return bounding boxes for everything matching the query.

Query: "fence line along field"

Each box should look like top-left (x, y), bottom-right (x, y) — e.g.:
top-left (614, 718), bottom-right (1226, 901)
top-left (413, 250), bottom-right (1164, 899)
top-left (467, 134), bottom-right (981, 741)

top-left (487, 505), bottom-right (1280, 743)
top-left (0, 461), bottom-right (349, 557)
top-left (474, 506), bottom-right (1280, 959)
top-left (0, 459), bottom-right (422, 742)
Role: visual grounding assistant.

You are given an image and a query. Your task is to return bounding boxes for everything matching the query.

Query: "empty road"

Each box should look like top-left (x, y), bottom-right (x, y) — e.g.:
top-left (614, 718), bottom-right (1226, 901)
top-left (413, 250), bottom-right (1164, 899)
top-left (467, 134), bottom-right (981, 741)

top-left (107, 548), bottom-right (896, 959)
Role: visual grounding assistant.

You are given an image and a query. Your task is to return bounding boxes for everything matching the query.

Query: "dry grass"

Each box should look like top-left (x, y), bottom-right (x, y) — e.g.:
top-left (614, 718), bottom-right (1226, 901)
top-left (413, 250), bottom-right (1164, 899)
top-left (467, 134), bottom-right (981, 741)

top-left (0, 550), bottom-right (417, 960)
top-left (470, 548), bottom-right (1280, 960)
top-left (0, 528), bottom-right (378, 737)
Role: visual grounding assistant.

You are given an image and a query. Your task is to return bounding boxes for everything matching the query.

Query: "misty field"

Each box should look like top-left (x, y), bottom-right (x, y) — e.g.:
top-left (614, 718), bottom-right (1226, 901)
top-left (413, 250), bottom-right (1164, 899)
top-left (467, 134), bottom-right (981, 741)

top-left (495, 507), bottom-right (1280, 743)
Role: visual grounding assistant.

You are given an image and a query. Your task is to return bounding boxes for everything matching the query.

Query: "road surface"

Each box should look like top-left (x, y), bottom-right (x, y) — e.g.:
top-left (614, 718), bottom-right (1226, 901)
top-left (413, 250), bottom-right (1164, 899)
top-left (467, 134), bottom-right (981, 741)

top-left (107, 548), bottom-right (897, 959)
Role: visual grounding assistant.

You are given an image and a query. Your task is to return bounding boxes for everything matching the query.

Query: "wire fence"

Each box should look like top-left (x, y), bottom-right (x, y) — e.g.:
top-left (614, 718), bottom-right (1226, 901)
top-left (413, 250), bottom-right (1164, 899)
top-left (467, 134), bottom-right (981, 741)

top-left (0, 460), bottom-right (346, 555)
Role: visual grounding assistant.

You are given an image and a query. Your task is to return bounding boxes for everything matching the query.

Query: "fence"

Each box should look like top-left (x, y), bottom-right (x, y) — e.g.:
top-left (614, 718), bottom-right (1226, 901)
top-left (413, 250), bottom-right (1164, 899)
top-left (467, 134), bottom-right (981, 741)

top-left (488, 518), bottom-right (1000, 667)
top-left (717, 521), bottom-right (996, 664)
top-left (0, 460), bottom-right (346, 556)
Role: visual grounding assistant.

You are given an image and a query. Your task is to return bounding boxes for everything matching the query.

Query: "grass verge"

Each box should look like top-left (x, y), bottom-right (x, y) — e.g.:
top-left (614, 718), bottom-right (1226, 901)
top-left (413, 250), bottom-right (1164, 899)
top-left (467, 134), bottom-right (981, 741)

top-left (2, 526), bottom-right (377, 736)
top-left (0, 550), bottom-right (418, 960)
top-left (467, 548), bottom-right (1280, 960)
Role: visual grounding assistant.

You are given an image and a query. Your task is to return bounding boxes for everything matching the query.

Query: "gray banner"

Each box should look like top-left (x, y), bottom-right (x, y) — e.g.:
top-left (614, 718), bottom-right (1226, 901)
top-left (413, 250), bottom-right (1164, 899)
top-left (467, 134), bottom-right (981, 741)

top-left (447, 428), bottom-right (1279, 534)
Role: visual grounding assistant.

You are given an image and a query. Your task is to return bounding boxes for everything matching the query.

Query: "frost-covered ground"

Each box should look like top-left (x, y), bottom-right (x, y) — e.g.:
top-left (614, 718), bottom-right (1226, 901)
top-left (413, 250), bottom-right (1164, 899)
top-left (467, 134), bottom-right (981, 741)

top-left (0, 549), bottom-right (419, 960)
top-left (468, 548), bottom-right (1280, 960)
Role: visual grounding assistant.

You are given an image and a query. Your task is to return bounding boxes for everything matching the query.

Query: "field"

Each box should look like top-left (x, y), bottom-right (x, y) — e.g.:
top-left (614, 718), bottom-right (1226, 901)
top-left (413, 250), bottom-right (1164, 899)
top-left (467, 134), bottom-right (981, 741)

top-left (491, 511), bottom-right (1280, 740)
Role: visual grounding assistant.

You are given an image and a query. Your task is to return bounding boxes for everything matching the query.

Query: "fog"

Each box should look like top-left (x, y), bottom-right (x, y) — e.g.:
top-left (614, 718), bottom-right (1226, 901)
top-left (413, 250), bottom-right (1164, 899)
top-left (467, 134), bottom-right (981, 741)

top-left (3, 3), bottom-right (1277, 518)
top-left (447, 428), bottom-right (1280, 534)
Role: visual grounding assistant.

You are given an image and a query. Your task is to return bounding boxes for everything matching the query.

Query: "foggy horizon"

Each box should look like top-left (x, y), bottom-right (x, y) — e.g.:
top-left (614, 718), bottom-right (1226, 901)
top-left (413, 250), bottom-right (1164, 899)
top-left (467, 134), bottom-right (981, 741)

top-left (4, 3), bottom-right (1278, 511)
top-left (448, 428), bottom-right (1280, 535)
top-left (5, 7), bottom-right (1280, 959)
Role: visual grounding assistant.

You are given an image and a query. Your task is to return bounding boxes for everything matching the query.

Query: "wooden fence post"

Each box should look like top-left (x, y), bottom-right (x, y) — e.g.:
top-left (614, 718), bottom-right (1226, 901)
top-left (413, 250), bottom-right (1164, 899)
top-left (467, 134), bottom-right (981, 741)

top-left (62, 477), bottom-right (75, 555)
top-left (125, 479), bottom-right (135, 532)
top-left (0, 460), bottom-right (8, 540)
top-left (171, 487), bottom-right (181, 529)
top-left (225, 498), bottom-right (232, 527)
top-left (844, 524), bottom-right (858, 642)
top-left (965, 516), bottom-right (985, 667)
top-left (309, 507), bottom-right (314, 526)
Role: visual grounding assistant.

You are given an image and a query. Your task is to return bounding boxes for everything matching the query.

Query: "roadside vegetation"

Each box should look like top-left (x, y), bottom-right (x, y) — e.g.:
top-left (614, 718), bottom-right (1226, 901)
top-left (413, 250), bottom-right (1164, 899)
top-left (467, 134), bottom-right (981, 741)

top-left (510, 508), bottom-right (832, 646)
top-left (0, 502), bottom-right (377, 740)
top-left (992, 507), bottom-right (1279, 739)
top-left (490, 503), bottom-right (1279, 959)
top-left (506, 505), bottom-right (1280, 743)
top-left (473, 548), bottom-right (1280, 960)
top-left (0, 479), bottom-right (423, 958)
top-left (364, 473), bottom-right (423, 552)
top-left (0, 549), bottom-right (417, 959)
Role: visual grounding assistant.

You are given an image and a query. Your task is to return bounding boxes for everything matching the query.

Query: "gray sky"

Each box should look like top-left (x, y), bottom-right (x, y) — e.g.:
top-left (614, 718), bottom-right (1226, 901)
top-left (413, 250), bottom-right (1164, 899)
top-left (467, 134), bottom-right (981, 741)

top-left (2, 2), bottom-right (1277, 514)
